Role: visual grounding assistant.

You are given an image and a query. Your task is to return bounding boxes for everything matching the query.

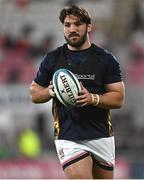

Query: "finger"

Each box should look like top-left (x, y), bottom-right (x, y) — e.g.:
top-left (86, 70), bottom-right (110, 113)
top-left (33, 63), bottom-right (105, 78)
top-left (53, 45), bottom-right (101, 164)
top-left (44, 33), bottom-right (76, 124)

top-left (76, 102), bottom-right (87, 107)
top-left (80, 102), bottom-right (87, 107)
top-left (49, 84), bottom-right (54, 89)
top-left (50, 81), bottom-right (53, 85)
top-left (80, 81), bottom-right (85, 90)
top-left (79, 88), bottom-right (87, 96)
top-left (76, 94), bottom-right (86, 100)
top-left (49, 89), bottom-right (55, 97)
top-left (48, 84), bottom-right (55, 97)
top-left (76, 97), bottom-right (87, 104)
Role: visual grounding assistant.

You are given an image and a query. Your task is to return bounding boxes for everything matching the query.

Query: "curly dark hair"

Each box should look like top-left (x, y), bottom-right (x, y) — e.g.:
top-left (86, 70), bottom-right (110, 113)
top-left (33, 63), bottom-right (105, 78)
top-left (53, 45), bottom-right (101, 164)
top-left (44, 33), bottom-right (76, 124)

top-left (59, 5), bottom-right (91, 24)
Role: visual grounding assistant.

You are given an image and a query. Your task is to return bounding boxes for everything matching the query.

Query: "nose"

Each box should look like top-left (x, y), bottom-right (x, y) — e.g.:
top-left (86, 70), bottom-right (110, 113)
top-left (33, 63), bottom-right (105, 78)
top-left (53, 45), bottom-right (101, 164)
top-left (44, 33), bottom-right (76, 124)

top-left (69, 24), bottom-right (77, 32)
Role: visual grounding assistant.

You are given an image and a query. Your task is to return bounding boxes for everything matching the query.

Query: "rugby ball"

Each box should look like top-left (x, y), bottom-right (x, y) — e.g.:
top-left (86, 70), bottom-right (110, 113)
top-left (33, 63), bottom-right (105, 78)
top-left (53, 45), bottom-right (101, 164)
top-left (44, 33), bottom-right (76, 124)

top-left (53, 68), bottom-right (81, 107)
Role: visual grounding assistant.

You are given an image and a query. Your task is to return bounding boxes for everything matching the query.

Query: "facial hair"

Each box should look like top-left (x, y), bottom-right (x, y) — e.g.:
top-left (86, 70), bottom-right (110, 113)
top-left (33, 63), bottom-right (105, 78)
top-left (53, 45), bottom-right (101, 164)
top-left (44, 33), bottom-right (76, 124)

top-left (64, 29), bottom-right (87, 47)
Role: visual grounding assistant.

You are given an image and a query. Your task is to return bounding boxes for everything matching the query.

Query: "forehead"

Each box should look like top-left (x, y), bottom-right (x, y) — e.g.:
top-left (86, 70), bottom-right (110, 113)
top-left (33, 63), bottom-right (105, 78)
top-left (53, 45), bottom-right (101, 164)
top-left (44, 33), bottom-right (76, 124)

top-left (64, 15), bottom-right (80, 23)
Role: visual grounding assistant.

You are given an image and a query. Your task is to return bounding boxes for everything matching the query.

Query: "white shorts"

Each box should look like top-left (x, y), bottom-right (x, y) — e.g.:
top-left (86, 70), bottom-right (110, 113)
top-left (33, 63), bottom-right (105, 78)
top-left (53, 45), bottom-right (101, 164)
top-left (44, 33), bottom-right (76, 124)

top-left (55, 136), bottom-right (115, 170)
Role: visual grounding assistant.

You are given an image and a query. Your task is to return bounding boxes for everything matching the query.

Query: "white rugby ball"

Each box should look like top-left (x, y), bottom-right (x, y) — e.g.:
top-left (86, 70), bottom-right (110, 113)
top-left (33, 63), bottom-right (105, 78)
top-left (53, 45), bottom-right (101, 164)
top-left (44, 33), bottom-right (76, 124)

top-left (53, 68), bottom-right (81, 107)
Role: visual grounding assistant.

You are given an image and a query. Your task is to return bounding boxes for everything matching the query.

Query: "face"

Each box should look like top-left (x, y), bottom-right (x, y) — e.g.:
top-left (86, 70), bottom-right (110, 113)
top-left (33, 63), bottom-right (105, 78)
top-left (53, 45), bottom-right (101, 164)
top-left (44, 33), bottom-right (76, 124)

top-left (63, 15), bottom-right (91, 48)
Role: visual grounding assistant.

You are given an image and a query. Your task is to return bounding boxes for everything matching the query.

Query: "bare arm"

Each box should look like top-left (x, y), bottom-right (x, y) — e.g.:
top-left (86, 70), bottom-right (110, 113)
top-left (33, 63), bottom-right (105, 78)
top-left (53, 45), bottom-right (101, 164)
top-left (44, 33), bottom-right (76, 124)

top-left (98, 82), bottom-right (125, 109)
top-left (30, 81), bottom-right (54, 103)
top-left (76, 81), bottom-right (125, 109)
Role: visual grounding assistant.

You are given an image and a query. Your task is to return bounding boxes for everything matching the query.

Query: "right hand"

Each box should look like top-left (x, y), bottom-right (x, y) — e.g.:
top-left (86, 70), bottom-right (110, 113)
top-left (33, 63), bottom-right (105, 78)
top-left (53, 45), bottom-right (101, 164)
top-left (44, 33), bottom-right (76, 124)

top-left (48, 81), bottom-right (56, 97)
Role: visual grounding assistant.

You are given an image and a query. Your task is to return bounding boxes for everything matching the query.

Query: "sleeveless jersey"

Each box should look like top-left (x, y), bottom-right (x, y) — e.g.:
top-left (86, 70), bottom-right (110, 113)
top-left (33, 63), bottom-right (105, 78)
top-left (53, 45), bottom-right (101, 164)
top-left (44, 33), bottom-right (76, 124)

top-left (34, 43), bottom-right (122, 140)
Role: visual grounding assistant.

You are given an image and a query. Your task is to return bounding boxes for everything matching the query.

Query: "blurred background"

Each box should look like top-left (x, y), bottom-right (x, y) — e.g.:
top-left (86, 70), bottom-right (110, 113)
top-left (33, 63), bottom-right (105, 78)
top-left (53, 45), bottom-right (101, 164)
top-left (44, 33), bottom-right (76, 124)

top-left (0, 0), bottom-right (144, 178)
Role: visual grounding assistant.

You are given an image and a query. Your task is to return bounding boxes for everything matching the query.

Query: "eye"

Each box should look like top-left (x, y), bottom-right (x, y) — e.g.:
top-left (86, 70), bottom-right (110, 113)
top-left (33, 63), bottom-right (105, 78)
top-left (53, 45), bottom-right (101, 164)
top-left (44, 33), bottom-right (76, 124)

top-left (64, 23), bottom-right (70, 27)
top-left (75, 22), bottom-right (83, 26)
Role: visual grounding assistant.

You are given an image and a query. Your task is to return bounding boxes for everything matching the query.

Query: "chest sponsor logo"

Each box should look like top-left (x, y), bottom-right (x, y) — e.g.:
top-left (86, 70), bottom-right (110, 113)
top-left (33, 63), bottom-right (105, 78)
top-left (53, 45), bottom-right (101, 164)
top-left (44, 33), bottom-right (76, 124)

top-left (75, 74), bottom-right (95, 80)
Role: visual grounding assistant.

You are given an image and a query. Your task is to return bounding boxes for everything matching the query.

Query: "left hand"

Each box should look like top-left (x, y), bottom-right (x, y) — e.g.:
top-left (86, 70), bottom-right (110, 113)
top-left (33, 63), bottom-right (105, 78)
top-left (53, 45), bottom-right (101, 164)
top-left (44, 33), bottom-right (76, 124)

top-left (76, 82), bottom-right (93, 107)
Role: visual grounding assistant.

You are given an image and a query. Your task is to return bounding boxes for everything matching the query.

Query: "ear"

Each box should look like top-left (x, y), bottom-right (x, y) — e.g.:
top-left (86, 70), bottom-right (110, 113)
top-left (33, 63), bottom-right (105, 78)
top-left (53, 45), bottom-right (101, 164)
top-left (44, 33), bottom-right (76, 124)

top-left (87, 24), bottom-right (92, 33)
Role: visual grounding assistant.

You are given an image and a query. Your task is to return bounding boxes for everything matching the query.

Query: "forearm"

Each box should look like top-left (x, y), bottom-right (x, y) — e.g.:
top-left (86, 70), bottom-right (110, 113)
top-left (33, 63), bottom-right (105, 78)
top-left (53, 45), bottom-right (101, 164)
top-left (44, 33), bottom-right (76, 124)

top-left (92, 91), bottom-right (124, 109)
top-left (30, 82), bottom-right (52, 104)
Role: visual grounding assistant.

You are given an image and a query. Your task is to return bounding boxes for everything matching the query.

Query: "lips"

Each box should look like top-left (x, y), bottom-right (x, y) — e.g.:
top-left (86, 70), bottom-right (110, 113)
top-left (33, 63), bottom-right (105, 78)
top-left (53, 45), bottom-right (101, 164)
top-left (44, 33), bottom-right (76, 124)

top-left (69, 33), bottom-right (79, 38)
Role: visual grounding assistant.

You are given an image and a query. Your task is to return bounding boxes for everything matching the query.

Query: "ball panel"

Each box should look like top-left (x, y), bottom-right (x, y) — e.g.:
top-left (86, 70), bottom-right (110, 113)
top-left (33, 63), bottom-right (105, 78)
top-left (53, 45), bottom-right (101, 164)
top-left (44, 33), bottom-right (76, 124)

top-left (56, 71), bottom-right (78, 106)
top-left (53, 68), bottom-right (81, 107)
top-left (53, 71), bottom-right (69, 107)
top-left (66, 70), bottom-right (81, 93)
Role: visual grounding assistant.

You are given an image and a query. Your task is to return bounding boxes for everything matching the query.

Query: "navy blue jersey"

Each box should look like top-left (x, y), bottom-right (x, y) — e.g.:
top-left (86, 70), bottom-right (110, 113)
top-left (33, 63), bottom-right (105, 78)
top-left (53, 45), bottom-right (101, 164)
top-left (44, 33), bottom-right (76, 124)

top-left (34, 43), bottom-right (122, 140)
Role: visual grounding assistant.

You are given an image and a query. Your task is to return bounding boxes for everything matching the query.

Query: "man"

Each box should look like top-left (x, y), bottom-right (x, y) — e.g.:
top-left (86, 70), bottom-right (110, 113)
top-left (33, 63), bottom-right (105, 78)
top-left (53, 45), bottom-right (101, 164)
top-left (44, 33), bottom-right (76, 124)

top-left (30, 5), bottom-right (125, 179)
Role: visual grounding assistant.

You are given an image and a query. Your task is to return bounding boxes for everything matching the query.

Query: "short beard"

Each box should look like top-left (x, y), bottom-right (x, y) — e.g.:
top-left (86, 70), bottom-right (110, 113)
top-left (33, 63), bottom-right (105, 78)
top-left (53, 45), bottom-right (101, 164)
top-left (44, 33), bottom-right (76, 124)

top-left (64, 32), bottom-right (87, 47)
